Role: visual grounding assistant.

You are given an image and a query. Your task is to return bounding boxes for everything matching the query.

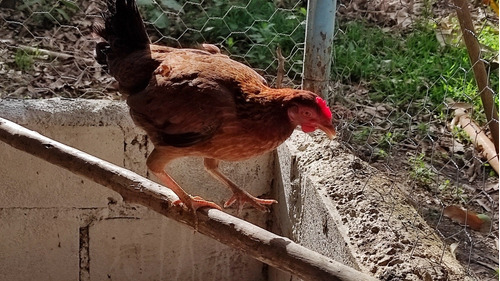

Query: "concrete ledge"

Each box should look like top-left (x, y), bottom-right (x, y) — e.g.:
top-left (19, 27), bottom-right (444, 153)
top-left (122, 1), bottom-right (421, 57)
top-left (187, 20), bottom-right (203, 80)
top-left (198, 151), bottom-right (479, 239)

top-left (274, 131), bottom-right (471, 280)
top-left (0, 98), bottom-right (469, 280)
top-left (0, 98), bottom-right (271, 281)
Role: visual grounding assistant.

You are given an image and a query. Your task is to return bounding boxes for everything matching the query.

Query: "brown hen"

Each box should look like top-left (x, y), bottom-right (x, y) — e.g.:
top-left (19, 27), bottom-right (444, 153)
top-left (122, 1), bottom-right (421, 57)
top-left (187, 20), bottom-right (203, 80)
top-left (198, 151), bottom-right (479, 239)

top-left (94, 0), bottom-right (335, 213)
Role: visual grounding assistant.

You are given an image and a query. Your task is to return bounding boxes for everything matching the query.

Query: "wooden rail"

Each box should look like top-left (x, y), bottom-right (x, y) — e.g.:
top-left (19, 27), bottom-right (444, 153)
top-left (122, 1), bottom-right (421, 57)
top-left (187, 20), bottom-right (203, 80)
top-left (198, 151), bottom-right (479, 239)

top-left (0, 117), bottom-right (378, 281)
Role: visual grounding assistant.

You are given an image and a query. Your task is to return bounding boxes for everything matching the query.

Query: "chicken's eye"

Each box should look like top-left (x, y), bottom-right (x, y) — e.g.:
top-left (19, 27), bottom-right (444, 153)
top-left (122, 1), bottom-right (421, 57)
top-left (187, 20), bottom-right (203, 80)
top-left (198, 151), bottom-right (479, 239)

top-left (303, 110), bottom-right (313, 117)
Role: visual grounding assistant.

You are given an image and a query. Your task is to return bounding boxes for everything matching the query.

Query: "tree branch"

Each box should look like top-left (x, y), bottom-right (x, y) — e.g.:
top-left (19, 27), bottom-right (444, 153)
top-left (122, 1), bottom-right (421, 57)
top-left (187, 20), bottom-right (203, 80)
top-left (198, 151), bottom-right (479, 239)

top-left (0, 117), bottom-right (378, 281)
top-left (453, 0), bottom-right (499, 154)
top-left (276, 46), bottom-right (285, 89)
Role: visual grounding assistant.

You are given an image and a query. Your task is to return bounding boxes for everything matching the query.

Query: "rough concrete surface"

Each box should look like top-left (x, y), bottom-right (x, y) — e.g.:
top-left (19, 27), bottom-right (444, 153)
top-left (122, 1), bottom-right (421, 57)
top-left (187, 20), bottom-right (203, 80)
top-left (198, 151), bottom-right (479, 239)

top-left (0, 98), bottom-right (271, 281)
top-left (0, 125), bottom-right (122, 208)
top-left (0, 98), bottom-right (471, 280)
top-left (0, 208), bottom-right (80, 280)
top-left (275, 130), bottom-right (472, 281)
top-left (88, 207), bottom-right (263, 281)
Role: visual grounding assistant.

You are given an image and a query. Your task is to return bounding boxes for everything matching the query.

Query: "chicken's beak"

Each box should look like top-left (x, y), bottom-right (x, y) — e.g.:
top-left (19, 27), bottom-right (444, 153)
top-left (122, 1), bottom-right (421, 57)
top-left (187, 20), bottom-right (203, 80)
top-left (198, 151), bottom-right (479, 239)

top-left (318, 123), bottom-right (336, 139)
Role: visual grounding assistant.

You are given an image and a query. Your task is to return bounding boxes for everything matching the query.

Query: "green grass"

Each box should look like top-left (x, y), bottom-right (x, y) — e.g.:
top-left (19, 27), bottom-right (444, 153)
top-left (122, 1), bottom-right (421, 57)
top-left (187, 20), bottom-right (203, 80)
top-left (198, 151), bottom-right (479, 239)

top-left (138, 0), bottom-right (306, 78)
top-left (197, 0), bottom-right (306, 75)
top-left (334, 20), bottom-right (498, 180)
top-left (409, 153), bottom-right (436, 187)
top-left (13, 49), bottom-right (40, 72)
top-left (332, 21), bottom-right (495, 107)
top-left (19, 0), bottom-right (79, 27)
top-left (333, 20), bottom-right (499, 120)
top-left (135, 1), bottom-right (500, 125)
top-left (137, 3), bottom-right (499, 115)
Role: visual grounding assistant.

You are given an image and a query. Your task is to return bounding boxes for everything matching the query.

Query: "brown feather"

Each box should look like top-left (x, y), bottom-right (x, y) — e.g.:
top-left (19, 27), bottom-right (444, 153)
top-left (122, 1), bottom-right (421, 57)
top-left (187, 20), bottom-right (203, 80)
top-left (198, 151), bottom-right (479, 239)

top-left (94, 0), bottom-right (334, 212)
top-left (122, 44), bottom-right (300, 159)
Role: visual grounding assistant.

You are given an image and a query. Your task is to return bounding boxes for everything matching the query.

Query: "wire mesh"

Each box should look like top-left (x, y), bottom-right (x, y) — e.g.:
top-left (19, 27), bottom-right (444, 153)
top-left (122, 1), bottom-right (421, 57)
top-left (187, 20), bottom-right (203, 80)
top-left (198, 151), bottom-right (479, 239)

top-left (0, 0), bottom-right (498, 280)
top-left (334, 0), bottom-right (499, 280)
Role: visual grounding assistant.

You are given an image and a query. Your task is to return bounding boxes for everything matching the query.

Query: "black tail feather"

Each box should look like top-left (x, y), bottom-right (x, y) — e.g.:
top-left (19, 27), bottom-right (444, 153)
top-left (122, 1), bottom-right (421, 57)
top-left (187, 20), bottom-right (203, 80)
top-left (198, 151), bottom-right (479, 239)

top-left (94, 0), bottom-right (150, 65)
top-left (94, 0), bottom-right (159, 94)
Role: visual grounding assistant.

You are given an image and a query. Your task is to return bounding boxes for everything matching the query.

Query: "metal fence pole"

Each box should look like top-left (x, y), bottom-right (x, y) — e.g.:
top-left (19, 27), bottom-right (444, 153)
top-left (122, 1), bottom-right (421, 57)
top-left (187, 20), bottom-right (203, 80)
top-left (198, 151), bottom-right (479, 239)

top-left (302, 0), bottom-right (337, 99)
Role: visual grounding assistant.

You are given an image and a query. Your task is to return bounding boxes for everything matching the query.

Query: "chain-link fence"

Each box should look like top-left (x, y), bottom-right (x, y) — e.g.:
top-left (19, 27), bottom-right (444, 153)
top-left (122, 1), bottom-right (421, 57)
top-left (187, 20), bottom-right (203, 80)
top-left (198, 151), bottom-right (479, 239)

top-left (0, 0), bottom-right (498, 280)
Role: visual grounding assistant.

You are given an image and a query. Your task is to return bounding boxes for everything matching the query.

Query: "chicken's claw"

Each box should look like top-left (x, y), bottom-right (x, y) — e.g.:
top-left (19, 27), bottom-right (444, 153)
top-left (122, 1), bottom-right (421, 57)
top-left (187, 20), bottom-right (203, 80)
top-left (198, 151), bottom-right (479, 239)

top-left (173, 196), bottom-right (222, 212)
top-left (172, 196), bottom-right (221, 231)
top-left (224, 191), bottom-right (277, 213)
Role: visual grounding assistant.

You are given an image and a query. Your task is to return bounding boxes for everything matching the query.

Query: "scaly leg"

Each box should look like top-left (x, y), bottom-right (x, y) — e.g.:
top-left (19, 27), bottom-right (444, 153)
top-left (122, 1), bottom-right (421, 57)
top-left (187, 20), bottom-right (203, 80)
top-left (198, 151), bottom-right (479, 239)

top-left (203, 158), bottom-right (277, 213)
top-left (147, 149), bottom-right (221, 213)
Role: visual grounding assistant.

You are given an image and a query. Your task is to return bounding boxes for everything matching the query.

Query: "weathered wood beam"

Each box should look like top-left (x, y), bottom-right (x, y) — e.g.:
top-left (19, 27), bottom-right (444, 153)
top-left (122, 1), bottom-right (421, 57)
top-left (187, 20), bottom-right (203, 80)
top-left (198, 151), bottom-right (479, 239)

top-left (0, 117), bottom-right (378, 281)
top-left (453, 0), bottom-right (499, 154)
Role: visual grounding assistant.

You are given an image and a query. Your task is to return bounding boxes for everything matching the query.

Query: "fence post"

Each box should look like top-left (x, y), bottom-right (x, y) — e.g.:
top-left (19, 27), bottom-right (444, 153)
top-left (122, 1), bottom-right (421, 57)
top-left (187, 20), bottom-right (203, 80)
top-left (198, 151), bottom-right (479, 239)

top-left (302, 0), bottom-right (337, 99)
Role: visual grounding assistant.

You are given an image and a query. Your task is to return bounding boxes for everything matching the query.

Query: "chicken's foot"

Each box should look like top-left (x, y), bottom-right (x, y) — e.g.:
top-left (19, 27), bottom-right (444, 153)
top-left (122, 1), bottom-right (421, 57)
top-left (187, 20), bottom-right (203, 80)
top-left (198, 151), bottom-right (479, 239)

top-left (147, 149), bottom-right (221, 215)
top-left (204, 158), bottom-right (277, 213)
top-left (223, 189), bottom-right (278, 213)
top-left (151, 170), bottom-right (222, 212)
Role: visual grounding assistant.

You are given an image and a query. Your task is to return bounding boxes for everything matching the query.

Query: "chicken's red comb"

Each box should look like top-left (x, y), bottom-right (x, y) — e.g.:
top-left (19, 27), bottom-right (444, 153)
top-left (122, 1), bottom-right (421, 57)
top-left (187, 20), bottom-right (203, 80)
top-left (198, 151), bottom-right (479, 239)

top-left (315, 96), bottom-right (332, 120)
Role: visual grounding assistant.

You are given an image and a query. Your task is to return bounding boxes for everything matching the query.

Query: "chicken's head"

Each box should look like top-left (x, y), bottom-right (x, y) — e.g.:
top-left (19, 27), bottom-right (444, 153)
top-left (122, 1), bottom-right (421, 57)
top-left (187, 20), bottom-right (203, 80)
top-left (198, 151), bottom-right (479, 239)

top-left (287, 95), bottom-right (335, 139)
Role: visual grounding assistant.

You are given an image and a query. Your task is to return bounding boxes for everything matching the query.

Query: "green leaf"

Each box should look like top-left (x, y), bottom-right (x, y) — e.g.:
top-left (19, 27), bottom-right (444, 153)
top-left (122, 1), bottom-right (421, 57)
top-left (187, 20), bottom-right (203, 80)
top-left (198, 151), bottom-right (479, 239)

top-left (55, 8), bottom-right (70, 21)
top-left (159, 0), bottom-right (182, 12)
top-left (60, 0), bottom-right (78, 11)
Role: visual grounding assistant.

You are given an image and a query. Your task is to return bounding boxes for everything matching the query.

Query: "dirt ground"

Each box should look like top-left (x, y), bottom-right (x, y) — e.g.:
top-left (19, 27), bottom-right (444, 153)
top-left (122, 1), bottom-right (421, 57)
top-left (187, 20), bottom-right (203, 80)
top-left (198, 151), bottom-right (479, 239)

top-left (0, 0), bottom-right (498, 280)
top-left (334, 81), bottom-right (499, 280)
top-left (334, 1), bottom-right (499, 280)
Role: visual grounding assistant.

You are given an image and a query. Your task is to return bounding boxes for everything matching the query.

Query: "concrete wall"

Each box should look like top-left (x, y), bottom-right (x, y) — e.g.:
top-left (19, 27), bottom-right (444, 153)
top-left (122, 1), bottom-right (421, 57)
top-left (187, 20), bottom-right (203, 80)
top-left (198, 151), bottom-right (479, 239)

top-left (269, 132), bottom-right (361, 281)
top-left (0, 98), bottom-right (273, 281)
top-left (0, 98), bottom-right (469, 281)
top-left (272, 131), bottom-right (472, 281)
